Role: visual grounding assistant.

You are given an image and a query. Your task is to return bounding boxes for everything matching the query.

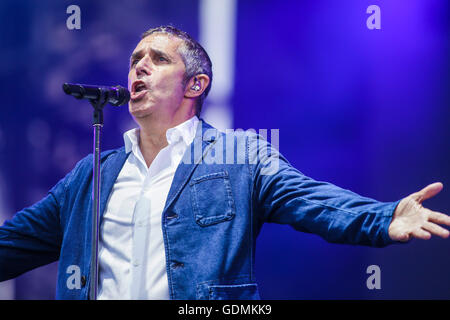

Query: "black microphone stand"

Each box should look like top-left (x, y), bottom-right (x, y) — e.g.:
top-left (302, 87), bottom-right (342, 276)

top-left (89, 89), bottom-right (108, 300)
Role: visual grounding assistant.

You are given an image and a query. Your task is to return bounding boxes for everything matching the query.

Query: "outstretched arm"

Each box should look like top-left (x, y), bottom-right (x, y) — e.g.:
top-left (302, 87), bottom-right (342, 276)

top-left (388, 182), bottom-right (450, 241)
top-left (0, 191), bottom-right (62, 281)
top-left (249, 133), bottom-right (401, 247)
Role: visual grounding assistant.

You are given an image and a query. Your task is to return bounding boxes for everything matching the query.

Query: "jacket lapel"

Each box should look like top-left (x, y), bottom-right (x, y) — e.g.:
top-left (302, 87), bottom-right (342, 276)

top-left (94, 121), bottom-right (218, 216)
top-left (163, 120), bottom-right (218, 211)
top-left (99, 147), bottom-right (130, 219)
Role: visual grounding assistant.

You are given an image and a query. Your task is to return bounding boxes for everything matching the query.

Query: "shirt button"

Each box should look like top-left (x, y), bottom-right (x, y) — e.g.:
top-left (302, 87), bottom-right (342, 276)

top-left (133, 260), bottom-right (140, 267)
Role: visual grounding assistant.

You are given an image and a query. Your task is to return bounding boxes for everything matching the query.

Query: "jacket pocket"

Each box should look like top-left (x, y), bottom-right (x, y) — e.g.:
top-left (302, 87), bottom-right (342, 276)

top-left (189, 171), bottom-right (236, 227)
top-left (209, 283), bottom-right (260, 300)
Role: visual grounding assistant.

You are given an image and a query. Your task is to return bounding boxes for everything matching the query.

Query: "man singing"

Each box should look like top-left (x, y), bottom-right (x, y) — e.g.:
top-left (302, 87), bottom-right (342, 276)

top-left (0, 26), bottom-right (449, 300)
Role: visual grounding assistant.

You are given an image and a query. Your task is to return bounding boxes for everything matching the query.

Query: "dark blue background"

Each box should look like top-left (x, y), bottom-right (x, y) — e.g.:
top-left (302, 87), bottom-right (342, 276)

top-left (0, 0), bottom-right (448, 299)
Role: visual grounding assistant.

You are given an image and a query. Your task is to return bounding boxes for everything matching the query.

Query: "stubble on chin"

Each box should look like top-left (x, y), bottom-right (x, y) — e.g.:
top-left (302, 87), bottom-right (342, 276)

top-left (128, 100), bottom-right (156, 121)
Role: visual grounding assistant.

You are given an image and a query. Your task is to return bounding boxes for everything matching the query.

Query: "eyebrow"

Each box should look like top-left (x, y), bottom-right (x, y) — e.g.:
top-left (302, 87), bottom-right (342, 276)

top-left (130, 47), bottom-right (173, 62)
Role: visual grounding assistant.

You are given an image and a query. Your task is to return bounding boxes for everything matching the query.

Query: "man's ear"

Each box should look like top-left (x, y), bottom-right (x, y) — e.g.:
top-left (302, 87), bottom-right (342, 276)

top-left (184, 74), bottom-right (210, 98)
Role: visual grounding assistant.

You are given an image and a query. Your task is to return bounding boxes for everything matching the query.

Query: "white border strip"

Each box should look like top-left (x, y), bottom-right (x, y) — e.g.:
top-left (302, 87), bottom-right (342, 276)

top-left (199, 0), bottom-right (237, 131)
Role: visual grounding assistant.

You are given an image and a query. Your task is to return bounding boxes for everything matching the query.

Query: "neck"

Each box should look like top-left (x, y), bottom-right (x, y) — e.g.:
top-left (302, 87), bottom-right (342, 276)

top-left (134, 102), bottom-right (196, 167)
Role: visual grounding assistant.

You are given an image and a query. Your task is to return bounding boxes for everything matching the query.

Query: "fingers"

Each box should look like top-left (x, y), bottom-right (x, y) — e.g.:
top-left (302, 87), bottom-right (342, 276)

top-left (413, 182), bottom-right (443, 203)
top-left (428, 210), bottom-right (450, 226)
top-left (411, 228), bottom-right (432, 240)
top-left (423, 222), bottom-right (450, 239)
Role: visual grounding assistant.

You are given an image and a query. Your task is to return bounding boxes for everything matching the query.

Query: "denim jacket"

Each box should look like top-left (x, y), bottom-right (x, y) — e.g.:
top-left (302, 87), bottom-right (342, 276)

top-left (0, 120), bottom-right (400, 299)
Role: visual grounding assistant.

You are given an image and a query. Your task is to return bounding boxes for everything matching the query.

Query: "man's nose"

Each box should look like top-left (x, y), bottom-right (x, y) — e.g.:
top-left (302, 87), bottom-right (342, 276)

top-left (136, 56), bottom-right (151, 77)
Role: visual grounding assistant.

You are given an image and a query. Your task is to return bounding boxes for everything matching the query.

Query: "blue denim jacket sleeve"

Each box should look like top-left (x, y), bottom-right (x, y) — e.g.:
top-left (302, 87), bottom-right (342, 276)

top-left (249, 134), bottom-right (400, 247)
top-left (0, 160), bottom-right (78, 281)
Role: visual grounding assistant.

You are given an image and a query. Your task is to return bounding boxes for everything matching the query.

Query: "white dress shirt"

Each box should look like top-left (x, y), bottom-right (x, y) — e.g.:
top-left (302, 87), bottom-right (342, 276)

top-left (97, 116), bottom-right (199, 300)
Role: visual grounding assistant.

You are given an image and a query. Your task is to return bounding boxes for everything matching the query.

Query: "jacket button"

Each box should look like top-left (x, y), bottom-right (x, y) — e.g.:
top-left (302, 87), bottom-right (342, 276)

top-left (81, 276), bottom-right (87, 287)
top-left (172, 262), bottom-right (184, 269)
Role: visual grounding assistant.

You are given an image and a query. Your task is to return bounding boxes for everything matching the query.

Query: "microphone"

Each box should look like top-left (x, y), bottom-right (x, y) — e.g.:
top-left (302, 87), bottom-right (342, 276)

top-left (62, 83), bottom-right (130, 106)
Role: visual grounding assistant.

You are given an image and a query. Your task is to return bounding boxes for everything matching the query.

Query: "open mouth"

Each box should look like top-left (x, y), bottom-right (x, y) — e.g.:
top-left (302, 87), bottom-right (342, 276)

top-left (131, 80), bottom-right (149, 100)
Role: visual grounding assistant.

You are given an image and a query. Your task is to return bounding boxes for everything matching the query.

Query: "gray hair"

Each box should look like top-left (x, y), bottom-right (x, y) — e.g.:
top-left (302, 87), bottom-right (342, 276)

top-left (141, 26), bottom-right (213, 116)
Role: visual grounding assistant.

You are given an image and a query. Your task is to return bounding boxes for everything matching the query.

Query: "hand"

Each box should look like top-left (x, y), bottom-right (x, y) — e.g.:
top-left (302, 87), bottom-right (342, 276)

top-left (388, 182), bottom-right (450, 242)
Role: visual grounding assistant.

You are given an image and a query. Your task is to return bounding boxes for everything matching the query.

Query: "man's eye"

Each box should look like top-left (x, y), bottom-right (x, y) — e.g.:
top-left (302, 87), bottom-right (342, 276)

top-left (130, 59), bottom-right (138, 67)
top-left (158, 56), bottom-right (168, 62)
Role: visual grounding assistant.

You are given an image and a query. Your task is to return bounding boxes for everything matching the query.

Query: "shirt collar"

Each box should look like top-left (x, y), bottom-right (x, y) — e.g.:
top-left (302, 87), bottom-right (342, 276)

top-left (166, 115), bottom-right (199, 146)
top-left (123, 116), bottom-right (199, 154)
